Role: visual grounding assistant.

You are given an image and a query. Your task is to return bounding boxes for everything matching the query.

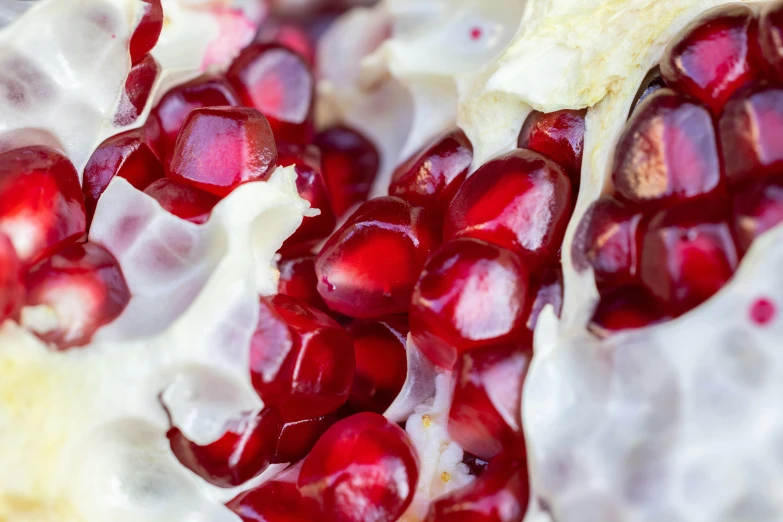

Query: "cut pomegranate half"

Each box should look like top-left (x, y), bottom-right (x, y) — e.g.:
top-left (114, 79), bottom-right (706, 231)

top-left (114, 53), bottom-right (160, 126)
top-left (24, 242), bottom-right (130, 349)
top-left (0, 233), bottom-right (23, 324)
top-left (316, 196), bottom-right (441, 318)
top-left (517, 109), bottom-right (586, 187)
top-left (143, 178), bottom-right (220, 225)
top-left (228, 480), bottom-right (323, 521)
top-left (298, 412), bottom-right (419, 522)
top-left (129, 0), bottom-right (163, 64)
top-left (167, 106), bottom-right (278, 197)
top-left (277, 256), bottom-right (330, 313)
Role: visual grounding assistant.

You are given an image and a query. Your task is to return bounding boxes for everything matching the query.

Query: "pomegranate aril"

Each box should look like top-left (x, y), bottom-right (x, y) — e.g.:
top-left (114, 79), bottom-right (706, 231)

top-left (760, 1), bottom-right (783, 82)
top-left (316, 196), bottom-right (441, 318)
top-left (169, 408), bottom-right (282, 488)
top-left (732, 174), bottom-right (783, 254)
top-left (273, 414), bottom-right (336, 464)
top-left (83, 128), bottom-right (164, 222)
top-left (278, 256), bottom-right (329, 313)
top-left (424, 451), bottom-right (529, 522)
top-left (449, 344), bottom-right (530, 461)
top-left (444, 148), bottom-right (573, 270)
top-left (249, 294), bottom-right (355, 422)
top-left (24, 242), bottom-right (130, 349)
top-left (0, 146), bottom-right (85, 265)
top-left (256, 19), bottom-right (315, 66)
top-left (611, 89), bottom-right (723, 207)
top-left (227, 43), bottom-right (315, 145)
top-left (660, 4), bottom-right (762, 115)
top-left (389, 131), bottom-right (473, 216)
top-left (228, 480), bottom-right (323, 522)
top-left (314, 125), bottom-right (380, 217)
top-left (629, 66), bottom-right (666, 117)
top-left (148, 75), bottom-right (241, 166)
top-left (589, 286), bottom-right (668, 337)
top-left (0, 233), bottom-right (23, 324)
top-left (114, 53), bottom-right (159, 126)
top-left (517, 109), bottom-right (586, 186)
top-left (640, 203), bottom-right (739, 316)
top-left (129, 0), bottom-right (163, 64)
top-left (298, 412), bottom-right (418, 522)
top-left (720, 85), bottom-right (783, 184)
top-left (410, 238), bottom-right (531, 370)
top-left (347, 316), bottom-right (408, 414)
top-left (525, 265), bottom-right (563, 338)
top-left (168, 106), bottom-right (278, 197)
top-left (143, 178), bottom-right (219, 225)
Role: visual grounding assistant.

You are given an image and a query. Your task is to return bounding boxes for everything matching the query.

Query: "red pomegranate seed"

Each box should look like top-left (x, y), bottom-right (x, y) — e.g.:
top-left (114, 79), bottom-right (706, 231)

top-left (314, 125), bottom-right (380, 217)
top-left (640, 203), bottom-right (739, 316)
top-left (83, 128), bottom-right (164, 222)
top-left (577, 196), bottom-right (646, 288)
top-left (732, 174), bottom-right (783, 253)
top-left (611, 89), bottom-right (723, 207)
top-left (389, 131), bottom-right (473, 216)
top-left (298, 412), bottom-right (418, 522)
top-left (273, 414), bottom-right (337, 464)
top-left (278, 256), bottom-right (330, 313)
top-left (0, 233), bottom-right (24, 324)
top-left (347, 316), bottom-right (408, 414)
top-left (316, 197), bottom-right (441, 318)
top-left (143, 178), bottom-right (219, 225)
top-left (660, 4), bottom-right (762, 115)
top-left (257, 20), bottom-right (315, 66)
top-left (424, 451), bottom-right (529, 522)
top-left (168, 408), bottom-right (282, 488)
top-left (589, 286), bottom-right (668, 337)
top-left (277, 144), bottom-right (336, 254)
top-left (24, 242), bottom-right (130, 349)
top-left (525, 265), bottom-right (563, 338)
top-left (147, 75), bottom-right (241, 166)
top-left (448, 344), bottom-right (530, 461)
top-left (444, 149), bottom-right (573, 270)
top-left (250, 294), bottom-right (355, 422)
top-left (129, 0), bottom-right (163, 64)
top-left (760, 1), bottom-right (783, 82)
top-left (114, 53), bottom-right (159, 126)
top-left (228, 480), bottom-right (323, 522)
top-left (227, 43), bottom-right (315, 145)
top-left (749, 297), bottom-right (776, 326)
top-left (0, 146), bottom-right (85, 265)
top-left (629, 66), bottom-right (666, 117)
top-left (168, 107), bottom-right (278, 197)
top-left (410, 238), bottom-right (531, 370)
top-left (517, 109), bottom-right (586, 186)
top-left (720, 85), bottom-right (783, 184)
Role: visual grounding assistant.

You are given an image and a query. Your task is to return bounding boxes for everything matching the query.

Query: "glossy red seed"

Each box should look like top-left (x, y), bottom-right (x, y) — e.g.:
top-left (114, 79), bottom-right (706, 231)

top-left (0, 146), bottom-right (85, 265)
top-left (168, 408), bottom-right (282, 488)
top-left (517, 109), bottom-right (586, 186)
top-left (449, 345), bottom-right (530, 460)
top-left (316, 197), bottom-right (441, 318)
top-left (228, 480), bottom-right (323, 522)
top-left (147, 75), bottom-right (241, 167)
top-left (143, 178), bottom-right (220, 224)
top-left (424, 451), bottom-right (529, 522)
top-left (389, 131), bottom-right (473, 216)
top-left (250, 294), bottom-right (355, 422)
top-left (629, 66), bottom-right (666, 118)
top-left (347, 316), bottom-right (408, 414)
top-left (640, 204), bottom-right (739, 316)
top-left (410, 238), bottom-right (531, 370)
top-left (612, 89), bottom-right (723, 207)
top-left (83, 128), bottom-right (164, 222)
top-left (227, 43), bottom-right (315, 145)
top-left (278, 256), bottom-right (330, 313)
top-left (732, 174), bottom-right (783, 253)
top-left (0, 233), bottom-right (24, 323)
top-left (660, 4), bottom-right (761, 115)
top-left (273, 414), bottom-right (337, 464)
top-left (114, 53), bottom-right (159, 126)
top-left (760, 1), bottom-right (783, 82)
top-left (720, 85), bottom-right (783, 184)
top-left (588, 287), bottom-right (668, 337)
top-left (257, 20), bottom-right (315, 66)
top-left (298, 412), bottom-right (418, 522)
top-left (129, 0), bottom-right (163, 64)
top-left (525, 265), bottom-right (563, 339)
top-left (444, 149), bottom-right (573, 270)
top-left (168, 107), bottom-right (277, 197)
top-left (314, 126), bottom-right (381, 217)
top-left (24, 242), bottom-right (130, 349)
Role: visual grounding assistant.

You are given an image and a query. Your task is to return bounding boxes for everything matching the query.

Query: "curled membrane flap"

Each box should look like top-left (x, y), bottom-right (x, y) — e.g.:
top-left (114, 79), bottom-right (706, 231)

top-left (384, 335), bottom-right (441, 423)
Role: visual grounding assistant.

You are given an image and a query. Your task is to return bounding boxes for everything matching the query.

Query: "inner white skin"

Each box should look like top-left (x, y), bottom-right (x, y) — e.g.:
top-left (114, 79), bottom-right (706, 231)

top-left (0, 0), bottom-right (778, 521)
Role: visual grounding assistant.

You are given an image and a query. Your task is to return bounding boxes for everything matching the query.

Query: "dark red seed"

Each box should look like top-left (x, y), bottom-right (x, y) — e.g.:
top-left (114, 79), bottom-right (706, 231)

top-left (410, 238), bottom-right (531, 370)
top-left (314, 126), bottom-right (380, 217)
top-left (0, 233), bottom-right (23, 323)
top-left (316, 197), bottom-right (441, 318)
top-left (660, 4), bottom-right (762, 115)
top-left (389, 131), bottom-right (473, 216)
top-left (256, 19), bottom-right (315, 66)
top-left (273, 414), bottom-right (337, 464)
top-left (168, 107), bottom-right (277, 197)
top-left (732, 174), bottom-right (783, 253)
top-left (168, 408), bottom-right (282, 488)
top-left (277, 256), bottom-right (329, 313)
top-left (228, 480), bottom-right (324, 522)
top-left (143, 178), bottom-right (220, 225)
top-left (611, 89), bottom-right (723, 207)
top-left (444, 149), bottom-right (573, 270)
top-left (629, 66), bottom-right (666, 118)
top-left (525, 265), bottom-right (563, 338)
top-left (227, 43), bottom-right (315, 145)
top-left (760, 0), bottom-right (783, 82)
top-left (517, 109), bottom-right (586, 186)
top-left (114, 53), bottom-right (159, 126)
top-left (129, 0), bottom-right (163, 64)
top-left (589, 286), bottom-right (668, 337)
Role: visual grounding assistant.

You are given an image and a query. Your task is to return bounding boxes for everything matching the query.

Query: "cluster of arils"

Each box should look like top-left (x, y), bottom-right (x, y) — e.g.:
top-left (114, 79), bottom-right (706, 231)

top-left (574, 2), bottom-right (783, 336)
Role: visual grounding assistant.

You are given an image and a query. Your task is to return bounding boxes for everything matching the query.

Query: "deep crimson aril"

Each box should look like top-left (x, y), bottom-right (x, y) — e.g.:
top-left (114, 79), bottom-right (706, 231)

top-left (228, 480), bottom-right (323, 522)
top-left (517, 109), bottom-right (586, 186)
top-left (143, 178), bottom-right (220, 225)
top-left (129, 0), bottom-right (163, 64)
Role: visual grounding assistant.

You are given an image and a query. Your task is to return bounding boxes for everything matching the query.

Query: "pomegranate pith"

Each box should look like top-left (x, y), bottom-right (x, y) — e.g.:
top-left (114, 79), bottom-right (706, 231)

top-left (228, 480), bottom-right (323, 522)
top-left (143, 178), bottom-right (220, 225)
top-left (129, 0), bottom-right (163, 64)
top-left (517, 109), bottom-right (586, 187)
